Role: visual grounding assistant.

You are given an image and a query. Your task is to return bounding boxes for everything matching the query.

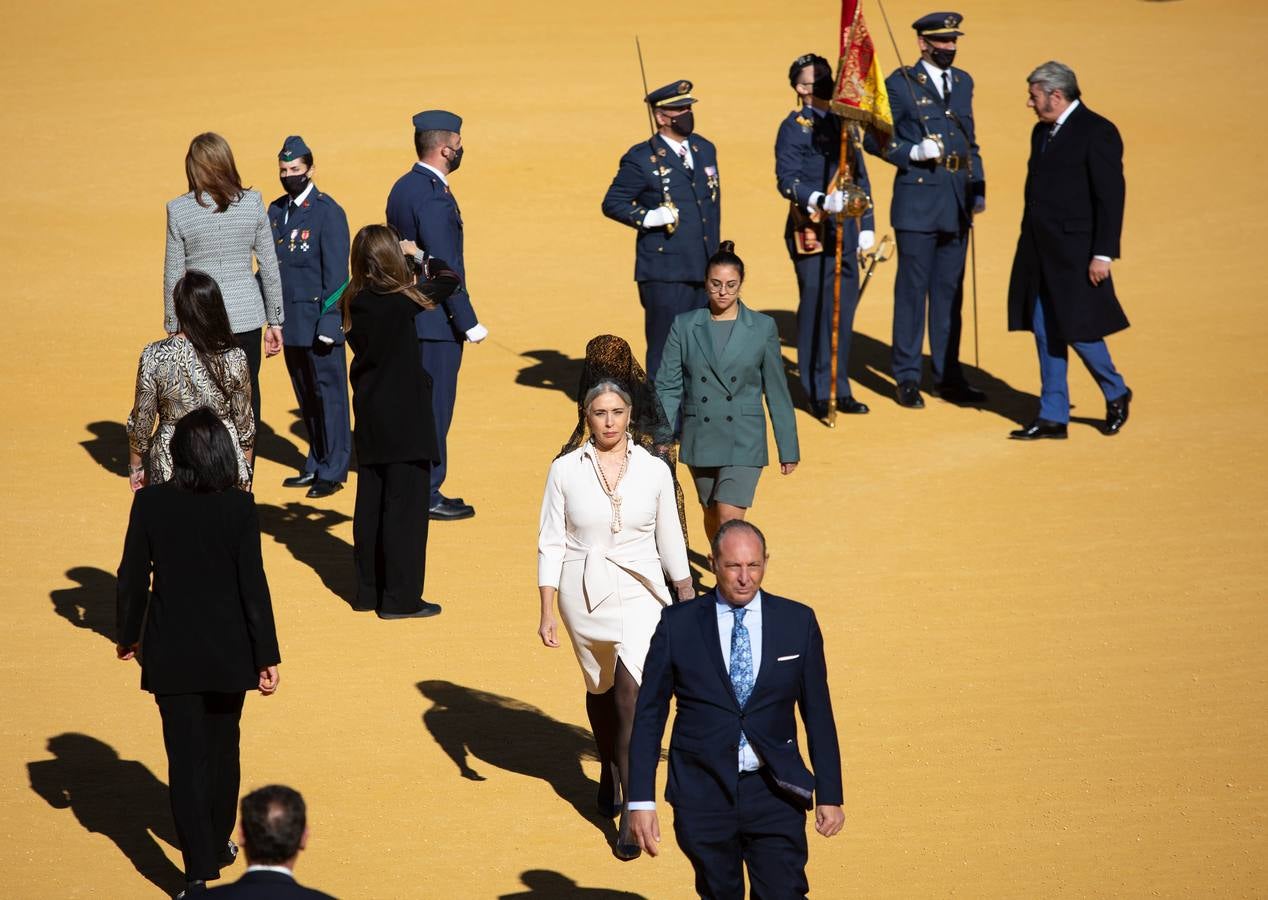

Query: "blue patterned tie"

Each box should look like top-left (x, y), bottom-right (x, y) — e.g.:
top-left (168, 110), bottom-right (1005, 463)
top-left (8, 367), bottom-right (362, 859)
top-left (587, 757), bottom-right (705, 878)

top-left (730, 607), bottom-right (754, 750)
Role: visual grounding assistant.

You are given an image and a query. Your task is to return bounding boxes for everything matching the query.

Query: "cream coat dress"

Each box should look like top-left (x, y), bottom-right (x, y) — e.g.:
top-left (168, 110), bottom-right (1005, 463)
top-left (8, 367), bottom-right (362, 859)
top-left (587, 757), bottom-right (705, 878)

top-left (538, 440), bottom-right (690, 692)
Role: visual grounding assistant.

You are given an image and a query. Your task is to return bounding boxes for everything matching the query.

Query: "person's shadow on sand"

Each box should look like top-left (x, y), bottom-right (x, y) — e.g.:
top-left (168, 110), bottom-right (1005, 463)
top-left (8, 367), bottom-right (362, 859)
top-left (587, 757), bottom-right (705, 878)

top-left (498, 869), bottom-right (648, 899)
top-left (27, 733), bottom-right (184, 895)
top-left (416, 680), bottom-right (611, 835)
top-left (516, 350), bottom-right (585, 400)
top-left (256, 502), bottom-right (356, 607)
top-left (80, 421), bottom-right (130, 477)
top-left (50, 566), bottom-right (117, 642)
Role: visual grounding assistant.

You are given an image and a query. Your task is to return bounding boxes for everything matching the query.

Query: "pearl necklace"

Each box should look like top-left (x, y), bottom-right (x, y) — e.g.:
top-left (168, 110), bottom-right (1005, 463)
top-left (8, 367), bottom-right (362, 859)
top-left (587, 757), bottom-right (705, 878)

top-left (589, 439), bottom-right (629, 533)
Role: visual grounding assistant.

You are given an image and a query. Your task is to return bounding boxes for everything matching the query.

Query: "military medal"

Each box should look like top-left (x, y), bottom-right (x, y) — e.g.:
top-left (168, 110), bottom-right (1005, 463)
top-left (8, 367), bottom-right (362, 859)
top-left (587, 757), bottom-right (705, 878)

top-left (289, 228), bottom-right (297, 251)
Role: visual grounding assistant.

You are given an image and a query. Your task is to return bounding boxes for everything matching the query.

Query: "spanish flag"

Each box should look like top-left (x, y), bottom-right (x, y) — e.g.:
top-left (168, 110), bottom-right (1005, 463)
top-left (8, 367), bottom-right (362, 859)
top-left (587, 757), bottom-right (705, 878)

top-left (831, 0), bottom-right (893, 138)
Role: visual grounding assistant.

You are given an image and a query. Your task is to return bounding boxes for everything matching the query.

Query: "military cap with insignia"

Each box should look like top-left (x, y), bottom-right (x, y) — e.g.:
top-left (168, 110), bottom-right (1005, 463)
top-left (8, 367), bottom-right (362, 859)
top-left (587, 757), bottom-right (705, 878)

top-left (645, 80), bottom-right (697, 109)
top-left (788, 53), bottom-right (832, 87)
top-left (412, 109), bottom-right (462, 133)
top-left (913, 11), bottom-right (964, 38)
top-left (279, 135), bottom-right (312, 161)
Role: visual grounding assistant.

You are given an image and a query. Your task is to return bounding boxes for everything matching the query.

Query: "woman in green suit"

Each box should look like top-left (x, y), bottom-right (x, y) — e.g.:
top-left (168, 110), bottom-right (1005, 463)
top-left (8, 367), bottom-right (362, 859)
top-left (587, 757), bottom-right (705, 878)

top-left (656, 241), bottom-right (800, 542)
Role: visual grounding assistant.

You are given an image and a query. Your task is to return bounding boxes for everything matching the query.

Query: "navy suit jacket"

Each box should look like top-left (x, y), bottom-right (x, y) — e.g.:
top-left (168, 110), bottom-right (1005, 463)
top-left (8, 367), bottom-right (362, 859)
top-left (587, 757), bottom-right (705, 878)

top-left (385, 164), bottom-right (479, 342)
top-left (267, 188), bottom-right (350, 346)
top-left (629, 590), bottom-right (842, 811)
top-left (601, 134), bottom-right (721, 283)
top-left (204, 869), bottom-right (335, 899)
top-left (866, 65), bottom-right (985, 233)
top-left (775, 107), bottom-right (874, 256)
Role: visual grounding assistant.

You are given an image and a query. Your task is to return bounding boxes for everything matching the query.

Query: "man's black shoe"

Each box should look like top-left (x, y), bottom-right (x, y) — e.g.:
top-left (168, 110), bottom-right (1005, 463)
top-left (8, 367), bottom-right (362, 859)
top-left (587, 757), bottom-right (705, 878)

top-left (1105, 388), bottom-right (1132, 435)
top-left (305, 479), bottom-right (343, 499)
top-left (895, 381), bottom-right (925, 408)
top-left (935, 382), bottom-right (987, 403)
top-left (837, 396), bottom-right (870, 414)
top-left (429, 498), bottom-right (475, 520)
top-left (282, 472), bottom-right (315, 488)
top-left (810, 400), bottom-right (830, 419)
top-left (376, 601), bottom-right (443, 620)
top-left (1009, 419), bottom-right (1068, 440)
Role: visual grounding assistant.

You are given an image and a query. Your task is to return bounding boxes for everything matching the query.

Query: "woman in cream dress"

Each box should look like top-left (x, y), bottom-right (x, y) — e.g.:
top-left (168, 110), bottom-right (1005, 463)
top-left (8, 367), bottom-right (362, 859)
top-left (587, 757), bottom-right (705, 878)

top-left (538, 379), bottom-right (692, 859)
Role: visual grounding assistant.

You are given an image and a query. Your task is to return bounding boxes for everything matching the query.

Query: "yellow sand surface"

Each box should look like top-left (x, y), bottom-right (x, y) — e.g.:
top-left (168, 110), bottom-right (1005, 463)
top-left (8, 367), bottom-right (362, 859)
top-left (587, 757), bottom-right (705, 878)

top-left (1, 0), bottom-right (1264, 897)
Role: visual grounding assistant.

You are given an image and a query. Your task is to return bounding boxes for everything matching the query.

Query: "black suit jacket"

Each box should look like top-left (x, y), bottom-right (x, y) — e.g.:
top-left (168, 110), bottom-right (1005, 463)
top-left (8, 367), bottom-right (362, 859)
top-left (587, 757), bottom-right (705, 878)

top-left (629, 591), bottom-right (842, 811)
top-left (205, 869), bottom-right (336, 899)
top-left (1007, 102), bottom-right (1129, 341)
top-left (116, 484), bottom-right (280, 695)
top-left (347, 288), bottom-right (441, 465)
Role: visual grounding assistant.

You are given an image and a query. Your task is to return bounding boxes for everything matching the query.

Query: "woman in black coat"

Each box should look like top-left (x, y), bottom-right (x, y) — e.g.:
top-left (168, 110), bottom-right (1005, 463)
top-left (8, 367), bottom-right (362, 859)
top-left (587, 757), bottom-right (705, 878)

top-left (116, 408), bottom-right (280, 896)
top-left (344, 224), bottom-right (458, 619)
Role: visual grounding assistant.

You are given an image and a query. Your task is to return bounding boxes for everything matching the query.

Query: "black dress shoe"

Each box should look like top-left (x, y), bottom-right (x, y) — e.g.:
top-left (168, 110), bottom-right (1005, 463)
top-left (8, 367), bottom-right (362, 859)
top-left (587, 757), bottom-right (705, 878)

top-left (435, 493), bottom-right (465, 505)
top-left (597, 762), bottom-right (621, 818)
top-left (935, 381), bottom-right (987, 403)
top-left (895, 381), bottom-right (925, 408)
top-left (614, 805), bottom-right (642, 861)
top-left (1105, 388), bottom-right (1132, 435)
top-left (429, 498), bottom-right (475, 520)
top-left (1009, 419), bottom-right (1068, 440)
top-left (376, 601), bottom-right (443, 619)
top-left (837, 396), bottom-right (870, 414)
top-left (810, 400), bottom-right (830, 419)
top-left (305, 479), bottom-right (343, 499)
top-left (282, 472), bottom-right (315, 488)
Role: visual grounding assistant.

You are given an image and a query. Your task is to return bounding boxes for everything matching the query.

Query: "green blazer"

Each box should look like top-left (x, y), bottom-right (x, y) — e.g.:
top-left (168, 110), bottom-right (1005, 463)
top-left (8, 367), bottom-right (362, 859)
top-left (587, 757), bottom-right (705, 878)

top-left (656, 302), bottom-right (800, 467)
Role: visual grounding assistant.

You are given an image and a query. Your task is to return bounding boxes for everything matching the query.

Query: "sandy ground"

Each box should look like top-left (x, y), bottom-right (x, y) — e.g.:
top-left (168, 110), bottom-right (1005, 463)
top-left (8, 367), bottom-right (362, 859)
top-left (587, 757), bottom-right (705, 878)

top-left (1, 0), bottom-right (1265, 897)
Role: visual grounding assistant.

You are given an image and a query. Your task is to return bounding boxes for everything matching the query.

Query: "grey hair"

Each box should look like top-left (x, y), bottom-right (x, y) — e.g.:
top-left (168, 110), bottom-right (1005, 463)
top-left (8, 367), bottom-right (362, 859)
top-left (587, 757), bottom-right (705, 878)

top-left (583, 379), bottom-right (632, 410)
top-left (1027, 61), bottom-right (1081, 101)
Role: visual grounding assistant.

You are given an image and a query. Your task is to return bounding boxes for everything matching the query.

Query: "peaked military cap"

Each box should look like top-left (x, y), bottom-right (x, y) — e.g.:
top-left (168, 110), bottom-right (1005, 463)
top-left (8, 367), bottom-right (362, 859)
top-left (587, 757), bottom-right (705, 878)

top-left (645, 80), bottom-right (696, 109)
top-left (279, 135), bottom-right (311, 161)
top-left (913, 12), bottom-right (964, 38)
top-left (412, 110), bottom-right (462, 133)
top-left (789, 53), bottom-right (832, 87)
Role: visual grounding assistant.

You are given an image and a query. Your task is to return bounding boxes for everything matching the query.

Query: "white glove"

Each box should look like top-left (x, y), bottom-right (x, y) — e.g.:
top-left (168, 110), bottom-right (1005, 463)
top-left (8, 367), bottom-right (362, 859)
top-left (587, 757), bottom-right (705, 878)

top-left (316, 335), bottom-right (335, 345)
top-left (806, 191), bottom-right (824, 214)
top-left (465, 323), bottom-right (488, 343)
top-left (857, 230), bottom-right (875, 253)
top-left (909, 137), bottom-right (942, 162)
top-left (641, 205), bottom-right (679, 228)
top-left (822, 190), bottom-right (846, 215)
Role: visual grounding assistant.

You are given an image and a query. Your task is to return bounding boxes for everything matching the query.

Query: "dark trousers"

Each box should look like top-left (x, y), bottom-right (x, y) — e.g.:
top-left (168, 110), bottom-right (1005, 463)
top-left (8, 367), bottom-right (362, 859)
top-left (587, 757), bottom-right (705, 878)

top-left (891, 228), bottom-right (969, 386)
top-left (638, 280), bottom-right (708, 381)
top-left (673, 768), bottom-right (809, 900)
top-left (155, 691), bottom-right (245, 882)
top-left (793, 251), bottom-right (860, 404)
top-left (233, 328), bottom-right (263, 428)
top-left (283, 343), bottom-right (352, 482)
top-left (354, 460), bottom-right (432, 612)
top-left (419, 340), bottom-right (462, 504)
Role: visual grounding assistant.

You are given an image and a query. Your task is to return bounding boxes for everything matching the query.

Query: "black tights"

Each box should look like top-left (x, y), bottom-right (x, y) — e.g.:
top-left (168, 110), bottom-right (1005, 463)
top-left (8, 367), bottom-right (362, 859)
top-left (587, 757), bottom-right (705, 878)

top-left (585, 658), bottom-right (640, 802)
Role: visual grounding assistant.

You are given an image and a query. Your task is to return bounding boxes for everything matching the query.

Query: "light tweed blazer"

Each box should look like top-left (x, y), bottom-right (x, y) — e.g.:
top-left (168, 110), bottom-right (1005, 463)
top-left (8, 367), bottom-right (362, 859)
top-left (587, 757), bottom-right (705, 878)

top-left (163, 190), bottom-right (284, 334)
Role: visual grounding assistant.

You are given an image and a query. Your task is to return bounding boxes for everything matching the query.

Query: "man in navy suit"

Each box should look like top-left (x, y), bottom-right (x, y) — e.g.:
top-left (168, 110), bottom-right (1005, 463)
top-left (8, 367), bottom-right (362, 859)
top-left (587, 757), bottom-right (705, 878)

top-left (602, 80), bottom-right (721, 380)
top-left (204, 785), bottom-right (334, 898)
top-left (387, 110), bottom-right (487, 520)
top-left (628, 521), bottom-right (844, 899)
top-left (267, 136), bottom-right (351, 499)
top-left (776, 53), bottom-right (876, 418)
top-left (868, 12), bottom-right (987, 408)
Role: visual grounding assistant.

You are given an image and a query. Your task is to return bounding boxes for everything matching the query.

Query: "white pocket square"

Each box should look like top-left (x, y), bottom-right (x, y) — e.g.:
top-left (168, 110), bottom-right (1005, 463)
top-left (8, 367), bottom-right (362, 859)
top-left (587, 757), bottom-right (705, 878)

top-left (777, 654), bottom-right (800, 662)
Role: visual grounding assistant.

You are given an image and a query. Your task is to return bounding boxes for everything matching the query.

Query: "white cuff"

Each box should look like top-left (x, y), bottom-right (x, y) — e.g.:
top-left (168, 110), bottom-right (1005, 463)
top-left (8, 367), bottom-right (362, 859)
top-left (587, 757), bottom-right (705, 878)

top-left (626, 801), bottom-right (656, 811)
top-left (806, 191), bottom-right (823, 214)
top-left (1093, 255), bottom-right (1112, 263)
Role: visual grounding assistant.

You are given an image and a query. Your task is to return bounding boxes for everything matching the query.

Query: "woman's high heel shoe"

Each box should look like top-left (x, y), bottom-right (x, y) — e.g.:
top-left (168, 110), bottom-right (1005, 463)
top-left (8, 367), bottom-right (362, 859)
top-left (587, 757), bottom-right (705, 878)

top-left (597, 762), bottom-right (622, 818)
top-left (614, 803), bottom-right (642, 861)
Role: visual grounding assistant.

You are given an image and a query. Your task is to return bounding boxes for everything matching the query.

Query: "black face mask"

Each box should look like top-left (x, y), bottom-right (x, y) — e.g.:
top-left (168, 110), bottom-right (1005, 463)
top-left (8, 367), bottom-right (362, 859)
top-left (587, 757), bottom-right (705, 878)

top-left (669, 110), bottom-right (695, 138)
top-left (928, 46), bottom-right (956, 69)
top-left (812, 76), bottom-right (835, 101)
top-left (446, 145), bottom-right (464, 173)
top-left (280, 173), bottom-right (309, 198)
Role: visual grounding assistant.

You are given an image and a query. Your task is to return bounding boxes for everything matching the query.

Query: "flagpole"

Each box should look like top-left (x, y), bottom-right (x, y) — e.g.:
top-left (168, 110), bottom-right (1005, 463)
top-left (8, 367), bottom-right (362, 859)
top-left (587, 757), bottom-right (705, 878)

top-left (828, 0), bottom-right (864, 428)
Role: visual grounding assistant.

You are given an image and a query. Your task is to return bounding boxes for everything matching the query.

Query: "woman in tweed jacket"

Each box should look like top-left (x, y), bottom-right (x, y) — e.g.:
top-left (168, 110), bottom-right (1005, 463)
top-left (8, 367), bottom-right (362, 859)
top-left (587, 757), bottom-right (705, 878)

top-left (164, 132), bottom-right (283, 426)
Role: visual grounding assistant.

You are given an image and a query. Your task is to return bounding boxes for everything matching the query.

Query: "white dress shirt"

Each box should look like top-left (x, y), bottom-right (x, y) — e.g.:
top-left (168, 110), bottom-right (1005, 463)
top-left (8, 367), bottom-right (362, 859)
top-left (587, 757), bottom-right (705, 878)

top-left (920, 59), bottom-right (951, 99)
top-left (416, 160), bottom-right (448, 185)
top-left (245, 864), bottom-right (295, 877)
top-left (627, 591), bottom-right (765, 811)
top-left (658, 133), bottom-right (694, 171)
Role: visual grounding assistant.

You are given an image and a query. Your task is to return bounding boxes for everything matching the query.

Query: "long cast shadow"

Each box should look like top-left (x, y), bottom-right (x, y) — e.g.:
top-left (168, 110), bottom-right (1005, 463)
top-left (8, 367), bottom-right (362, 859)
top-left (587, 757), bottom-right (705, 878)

top-left (516, 349), bottom-right (585, 401)
top-left (498, 870), bottom-right (648, 899)
top-left (256, 502), bottom-right (356, 607)
top-left (254, 420), bottom-right (308, 473)
top-left (28, 733), bottom-right (184, 895)
top-left (416, 680), bottom-right (610, 836)
top-left (81, 421), bottom-right (130, 478)
top-left (50, 566), bottom-right (117, 642)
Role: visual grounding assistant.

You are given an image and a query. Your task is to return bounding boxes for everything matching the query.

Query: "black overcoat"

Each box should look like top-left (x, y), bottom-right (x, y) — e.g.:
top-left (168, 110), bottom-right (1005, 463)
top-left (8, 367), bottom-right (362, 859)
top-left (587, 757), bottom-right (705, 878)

top-left (1007, 103), bottom-right (1130, 341)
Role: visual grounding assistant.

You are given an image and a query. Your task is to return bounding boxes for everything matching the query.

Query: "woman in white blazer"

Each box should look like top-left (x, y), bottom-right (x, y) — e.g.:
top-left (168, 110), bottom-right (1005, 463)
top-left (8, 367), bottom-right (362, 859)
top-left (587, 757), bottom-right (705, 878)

top-left (163, 132), bottom-right (284, 426)
top-left (538, 379), bottom-right (693, 859)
